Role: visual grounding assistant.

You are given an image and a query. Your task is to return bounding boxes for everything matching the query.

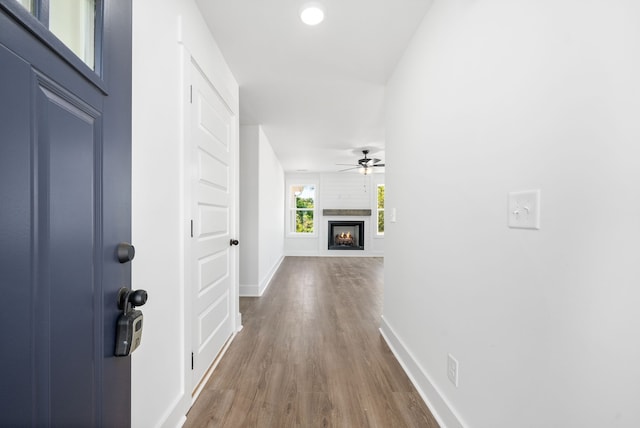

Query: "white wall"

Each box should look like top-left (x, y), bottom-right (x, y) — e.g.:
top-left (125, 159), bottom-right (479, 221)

top-left (239, 125), bottom-right (285, 296)
top-left (284, 172), bottom-right (385, 256)
top-left (239, 126), bottom-right (260, 289)
top-left (131, 1), bottom-right (238, 427)
top-left (383, 1), bottom-right (640, 427)
top-left (258, 127), bottom-right (285, 291)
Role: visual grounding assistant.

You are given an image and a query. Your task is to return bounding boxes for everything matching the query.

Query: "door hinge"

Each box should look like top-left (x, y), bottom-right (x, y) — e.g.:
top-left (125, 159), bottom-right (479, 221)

top-left (189, 85), bottom-right (193, 103)
top-left (191, 352), bottom-right (194, 370)
top-left (190, 220), bottom-right (193, 238)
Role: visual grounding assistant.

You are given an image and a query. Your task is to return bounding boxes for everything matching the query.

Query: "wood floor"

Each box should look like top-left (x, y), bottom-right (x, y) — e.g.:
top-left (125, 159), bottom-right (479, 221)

top-left (184, 256), bottom-right (439, 428)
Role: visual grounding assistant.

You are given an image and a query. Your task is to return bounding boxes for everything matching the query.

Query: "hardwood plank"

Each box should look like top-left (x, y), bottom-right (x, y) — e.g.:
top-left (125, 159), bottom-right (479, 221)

top-left (184, 389), bottom-right (235, 427)
top-left (184, 256), bottom-right (439, 427)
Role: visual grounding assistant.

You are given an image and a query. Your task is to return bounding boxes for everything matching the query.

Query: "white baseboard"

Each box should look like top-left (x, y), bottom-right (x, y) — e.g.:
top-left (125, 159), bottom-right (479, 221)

top-left (258, 255), bottom-right (284, 295)
top-left (239, 283), bottom-right (260, 297)
top-left (379, 316), bottom-right (465, 428)
top-left (236, 312), bottom-right (242, 331)
top-left (156, 393), bottom-right (188, 428)
top-left (239, 255), bottom-right (284, 297)
top-left (284, 251), bottom-right (383, 257)
top-left (169, 415), bottom-right (186, 428)
top-left (283, 251), bottom-right (319, 257)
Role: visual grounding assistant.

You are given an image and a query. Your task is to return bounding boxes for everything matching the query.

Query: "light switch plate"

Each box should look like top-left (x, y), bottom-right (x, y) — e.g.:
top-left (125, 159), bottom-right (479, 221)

top-left (508, 189), bottom-right (540, 229)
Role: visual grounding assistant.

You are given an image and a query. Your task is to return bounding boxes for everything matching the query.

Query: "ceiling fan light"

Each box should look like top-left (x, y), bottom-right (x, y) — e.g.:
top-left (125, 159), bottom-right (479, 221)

top-left (300, 2), bottom-right (325, 26)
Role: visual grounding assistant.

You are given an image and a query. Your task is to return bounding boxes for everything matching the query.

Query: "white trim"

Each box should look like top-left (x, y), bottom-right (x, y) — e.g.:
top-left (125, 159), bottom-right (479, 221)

top-left (259, 255), bottom-right (284, 295)
top-left (236, 312), bottom-right (243, 331)
top-left (190, 331), bottom-right (238, 404)
top-left (374, 183), bottom-right (385, 238)
top-left (379, 316), bottom-right (466, 428)
top-left (176, 15), bottom-right (238, 113)
top-left (169, 416), bottom-right (186, 428)
top-left (286, 181), bottom-right (319, 237)
top-left (154, 393), bottom-right (186, 428)
top-left (240, 255), bottom-right (284, 296)
top-left (239, 283), bottom-right (260, 297)
top-left (284, 250), bottom-right (323, 257)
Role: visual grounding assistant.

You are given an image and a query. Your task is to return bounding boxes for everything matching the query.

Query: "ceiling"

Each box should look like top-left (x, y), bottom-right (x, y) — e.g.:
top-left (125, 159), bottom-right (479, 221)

top-left (196, 0), bottom-right (433, 173)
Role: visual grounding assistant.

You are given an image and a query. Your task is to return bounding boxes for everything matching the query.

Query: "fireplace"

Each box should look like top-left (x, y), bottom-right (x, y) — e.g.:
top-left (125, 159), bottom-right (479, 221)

top-left (328, 221), bottom-right (364, 250)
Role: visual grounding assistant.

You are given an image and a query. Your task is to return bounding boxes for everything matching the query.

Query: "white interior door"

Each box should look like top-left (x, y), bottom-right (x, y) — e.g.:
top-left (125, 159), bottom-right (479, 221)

top-left (189, 61), bottom-right (235, 388)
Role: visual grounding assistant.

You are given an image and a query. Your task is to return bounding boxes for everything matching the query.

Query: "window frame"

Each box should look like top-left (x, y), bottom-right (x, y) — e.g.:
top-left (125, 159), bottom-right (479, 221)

top-left (286, 182), bottom-right (318, 237)
top-left (376, 183), bottom-right (384, 236)
top-left (2, 0), bottom-right (105, 86)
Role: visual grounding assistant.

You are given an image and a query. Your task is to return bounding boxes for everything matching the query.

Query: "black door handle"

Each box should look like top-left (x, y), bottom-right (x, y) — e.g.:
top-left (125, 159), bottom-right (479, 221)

top-left (118, 288), bottom-right (148, 310)
top-left (117, 242), bottom-right (135, 263)
top-left (230, 239), bottom-right (239, 246)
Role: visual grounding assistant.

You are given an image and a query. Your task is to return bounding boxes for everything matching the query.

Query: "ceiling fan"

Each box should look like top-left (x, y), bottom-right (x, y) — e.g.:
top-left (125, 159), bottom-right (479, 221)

top-left (337, 150), bottom-right (385, 175)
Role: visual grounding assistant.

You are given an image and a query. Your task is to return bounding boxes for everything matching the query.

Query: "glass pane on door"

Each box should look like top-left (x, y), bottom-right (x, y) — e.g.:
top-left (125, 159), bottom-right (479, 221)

top-left (49, 0), bottom-right (96, 69)
top-left (16, 0), bottom-right (34, 14)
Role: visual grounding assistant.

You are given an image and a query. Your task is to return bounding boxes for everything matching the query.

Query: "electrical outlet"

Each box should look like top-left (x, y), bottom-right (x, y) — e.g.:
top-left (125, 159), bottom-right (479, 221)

top-left (447, 354), bottom-right (459, 387)
top-left (508, 189), bottom-right (540, 229)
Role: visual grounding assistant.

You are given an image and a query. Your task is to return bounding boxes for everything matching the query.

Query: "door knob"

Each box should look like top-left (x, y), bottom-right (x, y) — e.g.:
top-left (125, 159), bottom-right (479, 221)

top-left (118, 287), bottom-right (148, 310)
top-left (117, 242), bottom-right (135, 263)
top-left (230, 239), bottom-right (239, 246)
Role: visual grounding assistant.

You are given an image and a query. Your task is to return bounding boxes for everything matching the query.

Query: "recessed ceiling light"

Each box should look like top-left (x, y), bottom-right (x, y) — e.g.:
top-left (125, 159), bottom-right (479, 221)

top-left (300, 2), bottom-right (325, 26)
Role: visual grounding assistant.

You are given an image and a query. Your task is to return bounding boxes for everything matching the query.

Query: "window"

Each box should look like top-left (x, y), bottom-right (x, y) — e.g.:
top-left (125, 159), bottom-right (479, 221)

top-left (15, 0), bottom-right (97, 69)
top-left (377, 184), bottom-right (384, 235)
top-left (49, 0), bottom-right (96, 69)
top-left (16, 0), bottom-right (33, 13)
top-left (289, 184), bottom-right (316, 234)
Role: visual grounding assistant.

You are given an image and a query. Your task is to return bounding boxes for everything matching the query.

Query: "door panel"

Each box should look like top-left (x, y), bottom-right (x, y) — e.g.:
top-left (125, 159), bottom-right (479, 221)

top-left (0, 39), bottom-right (35, 428)
top-left (38, 76), bottom-right (101, 426)
top-left (191, 62), bottom-right (234, 386)
top-left (0, 1), bottom-right (132, 426)
top-left (199, 205), bottom-right (228, 236)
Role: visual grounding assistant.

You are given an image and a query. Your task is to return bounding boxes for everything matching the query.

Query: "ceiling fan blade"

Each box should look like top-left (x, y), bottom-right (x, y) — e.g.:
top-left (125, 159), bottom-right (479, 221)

top-left (340, 149), bottom-right (384, 170)
top-left (338, 166), bottom-right (360, 172)
top-left (336, 163), bottom-right (359, 167)
top-left (359, 158), bottom-right (381, 165)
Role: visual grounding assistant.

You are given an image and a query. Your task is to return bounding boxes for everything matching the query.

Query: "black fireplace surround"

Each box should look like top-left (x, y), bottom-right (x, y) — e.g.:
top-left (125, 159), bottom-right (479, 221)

top-left (328, 221), bottom-right (364, 250)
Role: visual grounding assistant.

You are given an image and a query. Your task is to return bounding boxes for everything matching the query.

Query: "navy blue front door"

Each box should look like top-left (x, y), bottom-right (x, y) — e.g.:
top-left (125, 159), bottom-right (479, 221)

top-left (0, 1), bottom-right (132, 426)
